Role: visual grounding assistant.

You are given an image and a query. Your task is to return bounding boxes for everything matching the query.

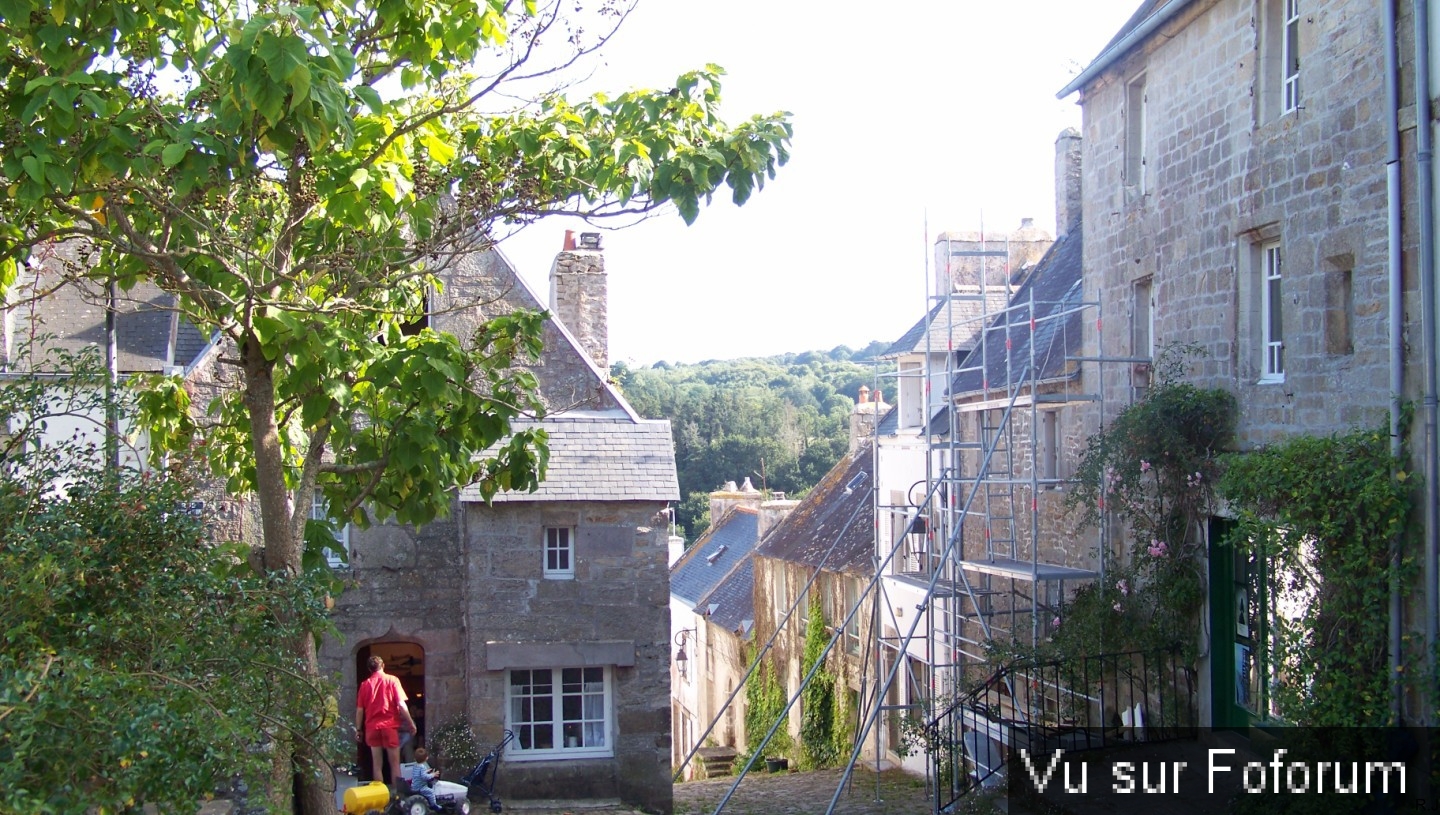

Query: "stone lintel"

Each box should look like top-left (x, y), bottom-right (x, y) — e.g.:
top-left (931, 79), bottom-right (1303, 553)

top-left (486, 640), bottom-right (635, 670)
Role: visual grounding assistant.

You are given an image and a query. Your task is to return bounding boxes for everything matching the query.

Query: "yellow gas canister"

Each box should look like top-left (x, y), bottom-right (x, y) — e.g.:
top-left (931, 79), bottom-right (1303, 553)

top-left (342, 781), bottom-right (391, 813)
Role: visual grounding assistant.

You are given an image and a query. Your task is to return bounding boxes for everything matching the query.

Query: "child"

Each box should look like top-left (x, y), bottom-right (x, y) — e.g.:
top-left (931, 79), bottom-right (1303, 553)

top-left (407, 747), bottom-right (441, 811)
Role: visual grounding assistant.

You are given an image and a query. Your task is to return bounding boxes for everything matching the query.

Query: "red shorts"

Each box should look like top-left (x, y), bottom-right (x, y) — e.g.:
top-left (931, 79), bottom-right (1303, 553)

top-left (365, 727), bottom-right (399, 749)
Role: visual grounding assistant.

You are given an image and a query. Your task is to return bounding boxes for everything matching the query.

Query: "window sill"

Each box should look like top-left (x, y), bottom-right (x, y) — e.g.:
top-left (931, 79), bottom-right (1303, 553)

top-left (507, 749), bottom-right (614, 763)
top-left (1256, 375), bottom-right (1286, 385)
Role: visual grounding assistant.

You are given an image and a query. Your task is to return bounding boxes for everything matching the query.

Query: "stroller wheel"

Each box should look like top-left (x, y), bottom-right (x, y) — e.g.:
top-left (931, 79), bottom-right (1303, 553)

top-left (399, 795), bottom-right (430, 815)
top-left (489, 800), bottom-right (502, 814)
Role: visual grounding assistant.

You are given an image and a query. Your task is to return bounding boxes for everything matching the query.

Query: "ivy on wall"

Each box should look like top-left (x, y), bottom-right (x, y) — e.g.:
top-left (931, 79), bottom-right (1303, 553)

top-left (740, 648), bottom-right (792, 766)
top-left (1218, 423), bottom-right (1411, 726)
top-left (1024, 344), bottom-right (1411, 729)
top-left (799, 593), bottom-right (844, 769)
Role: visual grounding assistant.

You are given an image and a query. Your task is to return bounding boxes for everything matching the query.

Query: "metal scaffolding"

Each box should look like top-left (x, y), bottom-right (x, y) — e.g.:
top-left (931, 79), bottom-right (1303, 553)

top-left (679, 230), bottom-right (1154, 815)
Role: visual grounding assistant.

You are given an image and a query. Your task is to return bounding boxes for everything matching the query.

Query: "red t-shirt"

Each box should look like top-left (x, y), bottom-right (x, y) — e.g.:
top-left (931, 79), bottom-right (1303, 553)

top-left (357, 672), bottom-right (407, 732)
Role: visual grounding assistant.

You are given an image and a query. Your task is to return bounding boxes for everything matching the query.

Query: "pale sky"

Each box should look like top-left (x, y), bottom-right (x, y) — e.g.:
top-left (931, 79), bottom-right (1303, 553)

top-left (499, 1), bottom-right (1141, 366)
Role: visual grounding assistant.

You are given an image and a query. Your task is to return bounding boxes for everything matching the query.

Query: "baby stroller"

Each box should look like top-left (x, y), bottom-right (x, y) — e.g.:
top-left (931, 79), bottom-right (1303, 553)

top-left (457, 729), bottom-right (516, 814)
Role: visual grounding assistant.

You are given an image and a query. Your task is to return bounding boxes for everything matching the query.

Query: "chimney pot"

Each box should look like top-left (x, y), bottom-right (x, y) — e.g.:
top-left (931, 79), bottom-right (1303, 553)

top-left (858, 385), bottom-right (870, 404)
top-left (563, 230), bottom-right (576, 251)
top-left (874, 389), bottom-right (883, 405)
top-left (579, 232), bottom-right (602, 250)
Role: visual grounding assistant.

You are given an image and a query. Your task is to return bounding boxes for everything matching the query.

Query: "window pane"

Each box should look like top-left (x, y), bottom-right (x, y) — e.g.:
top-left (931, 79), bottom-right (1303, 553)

top-left (509, 666), bottom-right (608, 753)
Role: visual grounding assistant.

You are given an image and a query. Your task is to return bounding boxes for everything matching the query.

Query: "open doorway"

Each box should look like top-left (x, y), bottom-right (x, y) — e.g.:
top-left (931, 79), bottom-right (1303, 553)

top-left (355, 642), bottom-right (426, 782)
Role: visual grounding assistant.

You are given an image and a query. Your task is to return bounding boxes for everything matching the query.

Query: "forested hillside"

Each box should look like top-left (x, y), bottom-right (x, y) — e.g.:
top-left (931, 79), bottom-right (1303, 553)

top-left (612, 342), bottom-right (888, 541)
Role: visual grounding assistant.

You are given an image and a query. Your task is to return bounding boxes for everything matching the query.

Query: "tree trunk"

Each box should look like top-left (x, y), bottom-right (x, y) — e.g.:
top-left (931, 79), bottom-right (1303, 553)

top-left (241, 341), bottom-right (338, 815)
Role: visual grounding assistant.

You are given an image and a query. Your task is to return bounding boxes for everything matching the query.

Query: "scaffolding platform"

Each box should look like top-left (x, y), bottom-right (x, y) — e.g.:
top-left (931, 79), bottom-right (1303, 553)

top-left (958, 557), bottom-right (1098, 582)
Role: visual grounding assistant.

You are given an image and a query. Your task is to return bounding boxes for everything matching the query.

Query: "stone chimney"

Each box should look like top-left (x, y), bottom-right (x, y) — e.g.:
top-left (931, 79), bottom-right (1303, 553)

top-left (708, 477), bottom-right (764, 529)
top-left (850, 386), bottom-right (887, 453)
top-left (757, 497), bottom-right (800, 539)
top-left (549, 230), bottom-right (608, 371)
top-left (933, 219), bottom-right (1053, 294)
top-left (1055, 128), bottom-right (1083, 238)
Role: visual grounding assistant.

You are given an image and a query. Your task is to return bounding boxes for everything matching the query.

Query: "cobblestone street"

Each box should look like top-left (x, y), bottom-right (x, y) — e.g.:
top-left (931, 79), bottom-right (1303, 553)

top-left (506, 768), bottom-right (1002, 815)
top-left (672, 769), bottom-right (945, 815)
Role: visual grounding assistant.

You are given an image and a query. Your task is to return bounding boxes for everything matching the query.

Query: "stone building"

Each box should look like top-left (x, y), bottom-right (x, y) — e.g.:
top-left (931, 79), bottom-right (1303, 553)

top-left (322, 234), bottom-right (680, 813)
top-left (668, 482), bottom-right (760, 779)
top-left (1057, 0), bottom-right (1422, 729)
top-left (0, 249), bottom-right (257, 540)
top-left (863, 132), bottom-right (1088, 771)
top-left (749, 443), bottom-right (876, 768)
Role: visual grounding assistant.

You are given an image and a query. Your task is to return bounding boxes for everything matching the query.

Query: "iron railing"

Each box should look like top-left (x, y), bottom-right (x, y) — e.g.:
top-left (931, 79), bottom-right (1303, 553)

top-left (923, 646), bottom-right (1196, 811)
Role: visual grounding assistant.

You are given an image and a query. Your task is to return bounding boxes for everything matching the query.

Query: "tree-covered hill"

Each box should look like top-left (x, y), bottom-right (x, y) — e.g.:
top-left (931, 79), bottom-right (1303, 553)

top-left (612, 341), bottom-right (889, 540)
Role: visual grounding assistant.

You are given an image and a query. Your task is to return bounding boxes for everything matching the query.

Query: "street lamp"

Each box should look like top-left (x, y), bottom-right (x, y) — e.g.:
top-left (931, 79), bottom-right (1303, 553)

top-left (674, 628), bottom-right (697, 680)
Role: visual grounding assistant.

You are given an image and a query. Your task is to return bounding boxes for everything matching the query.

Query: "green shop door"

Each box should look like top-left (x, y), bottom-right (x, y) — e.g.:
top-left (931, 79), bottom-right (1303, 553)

top-left (1208, 517), bottom-right (1258, 730)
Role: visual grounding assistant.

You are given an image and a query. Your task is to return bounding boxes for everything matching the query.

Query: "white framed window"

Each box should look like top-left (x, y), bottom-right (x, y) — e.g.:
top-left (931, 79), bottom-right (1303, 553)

top-left (1260, 0), bottom-right (1301, 121)
top-left (1261, 241), bottom-right (1285, 381)
top-left (507, 666), bottom-right (613, 759)
top-left (1124, 73), bottom-right (1147, 194)
top-left (543, 526), bottom-right (574, 579)
top-left (1282, 0), bottom-right (1301, 114)
top-left (311, 493), bottom-right (350, 569)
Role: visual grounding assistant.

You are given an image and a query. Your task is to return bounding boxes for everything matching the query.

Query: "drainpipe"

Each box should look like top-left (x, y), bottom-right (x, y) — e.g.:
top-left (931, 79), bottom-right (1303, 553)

top-left (1387, 0), bottom-right (1405, 723)
top-left (1416, 0), bottom-right (1440, 726)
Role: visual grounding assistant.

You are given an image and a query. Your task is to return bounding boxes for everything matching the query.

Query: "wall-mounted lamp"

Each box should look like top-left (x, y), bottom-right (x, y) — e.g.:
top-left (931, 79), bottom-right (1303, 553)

top-left (674, 628), bottom-right (698, 680)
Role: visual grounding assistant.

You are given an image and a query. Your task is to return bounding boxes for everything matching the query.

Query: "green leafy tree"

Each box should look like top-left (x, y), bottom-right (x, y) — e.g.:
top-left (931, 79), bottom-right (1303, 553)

top-left (0, 1), bottom-right (790, 810)
top-left (0, 348), bottom-right (332, 815)
top-left (615, 352), bottom-right (871, 539)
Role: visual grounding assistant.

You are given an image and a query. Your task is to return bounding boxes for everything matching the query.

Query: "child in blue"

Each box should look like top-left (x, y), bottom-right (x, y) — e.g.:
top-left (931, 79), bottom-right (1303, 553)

top-left (408, 747), bottom-right (441, 810)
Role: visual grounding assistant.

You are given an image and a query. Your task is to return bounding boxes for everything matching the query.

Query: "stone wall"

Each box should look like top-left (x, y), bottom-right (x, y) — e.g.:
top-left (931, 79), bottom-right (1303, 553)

top-left (322, 497), bottom-right (674, 812)
top-left (1077, 0), bottom-right (1408, 445)
top-left (462, 499), bottom-right (673, 813)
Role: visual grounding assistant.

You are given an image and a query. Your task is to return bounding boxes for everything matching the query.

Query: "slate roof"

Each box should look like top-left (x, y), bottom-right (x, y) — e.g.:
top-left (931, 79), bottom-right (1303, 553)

top-left (4, 275), bottom-right (210, 374)
top-left (670, 506), bottom-right (761, 607)
top-left (461, 415), bottom-right (680, 503)
top-left (755, 443), bottom-right (874, 576)
top-left (947, 227), bottom-right (1085, 399)
top-left (881, 293), bottom-right (1012, 360)
top-left (695, 556), bottom-right (755, 639)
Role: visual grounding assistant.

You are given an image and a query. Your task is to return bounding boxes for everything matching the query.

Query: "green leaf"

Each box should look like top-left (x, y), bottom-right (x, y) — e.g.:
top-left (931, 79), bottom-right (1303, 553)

top-left (354, 84), bottom-right (383, 113)
top-left (160, 143), bottom-right (189, 167)
top-left (20, 155), bottom-right (43, 184)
